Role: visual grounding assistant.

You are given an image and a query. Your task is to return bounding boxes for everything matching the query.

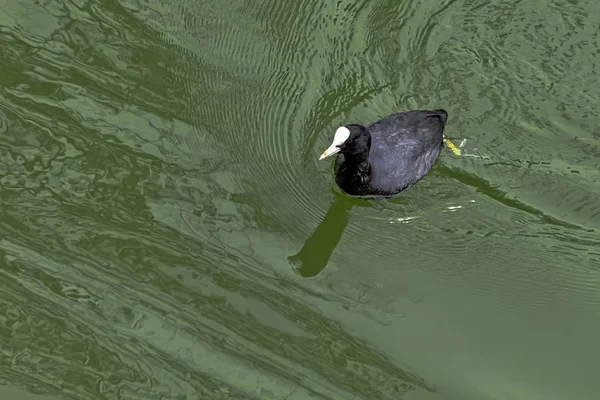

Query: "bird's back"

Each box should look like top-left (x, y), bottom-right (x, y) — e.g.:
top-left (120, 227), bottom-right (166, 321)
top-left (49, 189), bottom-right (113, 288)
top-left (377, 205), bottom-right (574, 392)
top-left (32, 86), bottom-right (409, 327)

top-left (367, 109), bottom-right (447, 194)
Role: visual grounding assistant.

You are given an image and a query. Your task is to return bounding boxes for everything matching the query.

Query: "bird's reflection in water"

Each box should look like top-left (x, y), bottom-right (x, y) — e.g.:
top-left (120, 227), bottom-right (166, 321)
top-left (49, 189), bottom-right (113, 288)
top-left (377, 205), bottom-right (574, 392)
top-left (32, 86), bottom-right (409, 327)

top-left (289, 162), bottom-right (553, 277)
top-left (288, 191), bottom-right (373, 277)
top-left (289, 150), bottom-right (493, 277)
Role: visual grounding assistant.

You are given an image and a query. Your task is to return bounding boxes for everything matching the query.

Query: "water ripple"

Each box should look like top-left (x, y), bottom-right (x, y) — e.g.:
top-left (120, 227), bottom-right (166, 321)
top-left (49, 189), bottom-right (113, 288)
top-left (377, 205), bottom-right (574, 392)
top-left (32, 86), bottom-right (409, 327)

top-left (2, 0), bottom-right (600, 399)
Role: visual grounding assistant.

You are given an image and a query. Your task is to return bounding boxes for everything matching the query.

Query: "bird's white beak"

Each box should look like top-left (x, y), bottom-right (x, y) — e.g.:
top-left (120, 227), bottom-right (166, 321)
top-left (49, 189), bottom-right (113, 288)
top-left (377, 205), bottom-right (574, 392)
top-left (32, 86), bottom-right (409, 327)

top-left (319, 126), bottom-right (350, 161)
top-left (319, 144), bottom-right (341, 160)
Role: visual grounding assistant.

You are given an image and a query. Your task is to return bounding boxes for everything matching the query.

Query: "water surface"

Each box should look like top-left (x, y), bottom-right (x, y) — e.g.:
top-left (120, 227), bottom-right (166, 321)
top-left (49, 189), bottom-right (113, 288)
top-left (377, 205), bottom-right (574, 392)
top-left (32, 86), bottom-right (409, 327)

top-left (1, 0), bottom-right (599, 399)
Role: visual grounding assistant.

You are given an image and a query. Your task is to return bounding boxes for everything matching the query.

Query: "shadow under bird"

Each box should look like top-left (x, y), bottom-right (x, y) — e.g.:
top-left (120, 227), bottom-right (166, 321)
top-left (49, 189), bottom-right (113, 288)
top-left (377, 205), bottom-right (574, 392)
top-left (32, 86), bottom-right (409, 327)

top-left (319, 109), bottom-right (451, 198)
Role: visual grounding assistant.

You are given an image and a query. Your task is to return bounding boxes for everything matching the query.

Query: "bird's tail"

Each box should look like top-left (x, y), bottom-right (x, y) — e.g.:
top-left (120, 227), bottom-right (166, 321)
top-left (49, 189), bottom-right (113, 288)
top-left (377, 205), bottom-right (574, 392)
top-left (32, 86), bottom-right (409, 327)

top-left (432, 109), bottom-right (448, 126)
top-left (431, 109), bottom-right (460, 155)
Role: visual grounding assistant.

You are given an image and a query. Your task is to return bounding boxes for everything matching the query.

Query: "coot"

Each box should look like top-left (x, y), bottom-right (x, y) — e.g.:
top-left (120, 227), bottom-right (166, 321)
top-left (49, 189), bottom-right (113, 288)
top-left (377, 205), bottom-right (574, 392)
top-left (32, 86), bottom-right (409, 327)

top-left (319, 109), bottom-right (455, 198)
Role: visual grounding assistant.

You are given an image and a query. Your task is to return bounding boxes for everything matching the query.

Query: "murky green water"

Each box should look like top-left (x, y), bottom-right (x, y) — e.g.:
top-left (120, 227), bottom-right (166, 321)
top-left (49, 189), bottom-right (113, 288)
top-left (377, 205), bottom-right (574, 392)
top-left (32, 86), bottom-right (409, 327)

top-left (1, 0), bottom-right (599, 399)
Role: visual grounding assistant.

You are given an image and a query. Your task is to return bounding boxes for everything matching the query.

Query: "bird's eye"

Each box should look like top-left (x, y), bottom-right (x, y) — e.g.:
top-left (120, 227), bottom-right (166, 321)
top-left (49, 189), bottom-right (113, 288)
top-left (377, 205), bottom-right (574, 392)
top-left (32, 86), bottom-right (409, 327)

top-left (347, 139), bottom-right (353, 144)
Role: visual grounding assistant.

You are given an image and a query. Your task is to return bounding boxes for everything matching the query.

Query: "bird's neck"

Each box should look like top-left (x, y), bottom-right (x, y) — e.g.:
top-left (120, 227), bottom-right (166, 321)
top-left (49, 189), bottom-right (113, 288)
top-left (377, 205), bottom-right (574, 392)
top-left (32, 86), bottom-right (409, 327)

top-left (340, 153), bottom-right (371, 181)
top-left (346, 158), bottom-right (370, 174)
top-left (343, 150), bottom-right (370, 166)
top-left (336, 156), bottom-right (371, 196)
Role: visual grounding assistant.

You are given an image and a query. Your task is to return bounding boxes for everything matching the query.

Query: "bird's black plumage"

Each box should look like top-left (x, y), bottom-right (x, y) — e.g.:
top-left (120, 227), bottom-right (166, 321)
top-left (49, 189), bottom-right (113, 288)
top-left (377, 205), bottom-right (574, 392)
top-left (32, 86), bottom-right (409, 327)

top-left (322, 109), bottom-right (448, 198)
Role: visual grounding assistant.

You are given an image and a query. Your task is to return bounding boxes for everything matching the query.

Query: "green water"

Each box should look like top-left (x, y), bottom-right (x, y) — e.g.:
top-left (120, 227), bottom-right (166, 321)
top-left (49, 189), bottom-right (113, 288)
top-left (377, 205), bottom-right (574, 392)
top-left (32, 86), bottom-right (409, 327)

top-left (1, 0), bottom-right (599, 399)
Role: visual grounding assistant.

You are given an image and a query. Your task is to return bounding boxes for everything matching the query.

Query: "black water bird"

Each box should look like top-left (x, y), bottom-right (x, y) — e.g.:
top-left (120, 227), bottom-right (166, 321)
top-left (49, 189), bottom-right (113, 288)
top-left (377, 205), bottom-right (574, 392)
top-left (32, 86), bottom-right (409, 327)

top-left (319, 109), bottom-right (451, 198)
